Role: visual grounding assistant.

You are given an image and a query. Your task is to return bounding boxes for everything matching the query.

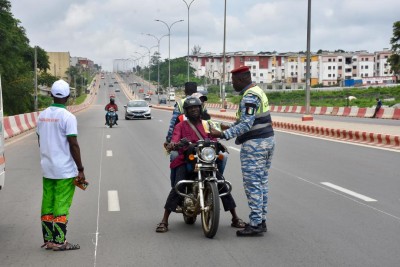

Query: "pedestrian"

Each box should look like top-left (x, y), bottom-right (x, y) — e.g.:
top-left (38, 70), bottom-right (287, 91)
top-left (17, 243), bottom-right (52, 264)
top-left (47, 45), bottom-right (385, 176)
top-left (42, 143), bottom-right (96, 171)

top-left (209, 66), bottom-right (275, 236)
top-left (372, 98), bottom-right (382, 118)
top-left (37, 79), bottom-right (86, 251)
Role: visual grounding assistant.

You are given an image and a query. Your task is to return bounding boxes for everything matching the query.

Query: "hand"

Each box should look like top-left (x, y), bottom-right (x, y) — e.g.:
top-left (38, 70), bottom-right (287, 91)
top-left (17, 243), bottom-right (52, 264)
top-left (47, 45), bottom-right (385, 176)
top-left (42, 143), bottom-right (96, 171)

top-left (166, 142), bottom-right (177, 152)
top-left (209, 127), bottom-right (222, 138)
top-left (163, 141), bottom-right (169, 150)
top-left (220, 122), bottom-right (231, 130)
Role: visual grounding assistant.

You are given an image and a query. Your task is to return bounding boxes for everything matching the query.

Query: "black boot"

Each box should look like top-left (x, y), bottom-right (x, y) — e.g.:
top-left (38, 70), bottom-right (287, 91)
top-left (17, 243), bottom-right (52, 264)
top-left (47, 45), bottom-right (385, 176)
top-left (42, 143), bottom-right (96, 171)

top-left (236, 224), bottom-right (264, 236)
top-left (259, 220), bottom-right (267, 232)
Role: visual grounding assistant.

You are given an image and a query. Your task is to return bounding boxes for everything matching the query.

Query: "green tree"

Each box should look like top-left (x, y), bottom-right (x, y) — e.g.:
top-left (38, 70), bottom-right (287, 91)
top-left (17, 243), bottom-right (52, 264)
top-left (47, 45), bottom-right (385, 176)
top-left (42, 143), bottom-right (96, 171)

top-left (0, 0), bottom-right (37, 115)
top-left (388, 21), bottom-right (400, 81)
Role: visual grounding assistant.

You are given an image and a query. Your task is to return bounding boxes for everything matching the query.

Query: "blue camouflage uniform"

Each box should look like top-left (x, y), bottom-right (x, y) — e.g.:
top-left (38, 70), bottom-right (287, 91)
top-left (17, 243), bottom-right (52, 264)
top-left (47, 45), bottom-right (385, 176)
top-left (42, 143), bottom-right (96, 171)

top-left (223, 83), bottom-right (275, 227)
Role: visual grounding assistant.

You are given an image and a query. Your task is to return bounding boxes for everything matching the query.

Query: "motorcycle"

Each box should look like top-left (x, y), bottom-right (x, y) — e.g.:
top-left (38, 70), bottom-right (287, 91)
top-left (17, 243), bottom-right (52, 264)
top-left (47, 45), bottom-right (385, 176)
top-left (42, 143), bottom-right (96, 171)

top-left (106, 107), bottom-right (117, 128)
top-left (173, 138), bottom-right (232, 238)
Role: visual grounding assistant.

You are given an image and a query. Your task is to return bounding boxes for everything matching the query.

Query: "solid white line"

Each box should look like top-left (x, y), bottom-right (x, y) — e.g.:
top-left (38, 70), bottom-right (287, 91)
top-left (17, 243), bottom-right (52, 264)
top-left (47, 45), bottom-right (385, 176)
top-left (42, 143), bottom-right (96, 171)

top-left (94, 129), bottom-right (106, 267)
top-left (321, 182), bottom-right (377, 202)
top-left (106, 135), bottom-right (110, 139)
top-left (106, 150), bottom-right (113, 157)
top-left (107, 190), bottom-right (121, 211)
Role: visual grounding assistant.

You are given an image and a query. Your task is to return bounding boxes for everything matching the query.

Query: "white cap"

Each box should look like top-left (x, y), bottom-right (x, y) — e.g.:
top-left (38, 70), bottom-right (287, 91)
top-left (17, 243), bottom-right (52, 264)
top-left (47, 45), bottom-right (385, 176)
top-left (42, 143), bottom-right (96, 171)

top-left (191, 92), bottom-right (208, 101)
top-left (51, 80), bottom-right (70, 98)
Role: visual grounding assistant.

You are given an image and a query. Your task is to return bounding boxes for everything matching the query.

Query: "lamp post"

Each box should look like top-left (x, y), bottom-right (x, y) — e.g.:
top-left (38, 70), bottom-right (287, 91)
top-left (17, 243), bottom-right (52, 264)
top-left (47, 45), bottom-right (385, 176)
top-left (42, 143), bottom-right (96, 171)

top-left (155, 19), bottom-right (184, 94)
top-left (302, 0), bottom-right (313, 121)
top-left (143, 33), bottom-right (169, 102)
top-left (182, 0), bottom-right (195, 82)
top-left (221, 0), bottom-right (227, 111)
top-left (34, 46), bottom-right (38, 111)
top-left (140, 45), bottom-right (157, 94)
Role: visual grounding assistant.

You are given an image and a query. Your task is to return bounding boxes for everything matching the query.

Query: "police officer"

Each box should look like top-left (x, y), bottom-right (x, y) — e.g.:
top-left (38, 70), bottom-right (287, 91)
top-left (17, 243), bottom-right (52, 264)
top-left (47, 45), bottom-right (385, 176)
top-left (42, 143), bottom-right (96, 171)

top-left (210, 66), bottom-right (275, 236)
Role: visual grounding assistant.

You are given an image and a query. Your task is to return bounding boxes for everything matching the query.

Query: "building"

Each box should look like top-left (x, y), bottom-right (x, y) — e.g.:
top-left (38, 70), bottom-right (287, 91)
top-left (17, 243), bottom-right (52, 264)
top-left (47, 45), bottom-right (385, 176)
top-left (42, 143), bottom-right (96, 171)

top-left (190, 49), bottom-right (395, 88)
top-left (47, 52), bottom-right (71, 80)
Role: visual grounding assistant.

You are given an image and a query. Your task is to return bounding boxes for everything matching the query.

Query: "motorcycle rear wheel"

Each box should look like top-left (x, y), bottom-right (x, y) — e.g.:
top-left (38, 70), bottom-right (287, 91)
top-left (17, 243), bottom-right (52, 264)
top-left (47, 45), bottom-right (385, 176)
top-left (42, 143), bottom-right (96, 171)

top-left (201, 181), bottom-right (220, 238)
top-left (109, 118), bottom-right (114, 128)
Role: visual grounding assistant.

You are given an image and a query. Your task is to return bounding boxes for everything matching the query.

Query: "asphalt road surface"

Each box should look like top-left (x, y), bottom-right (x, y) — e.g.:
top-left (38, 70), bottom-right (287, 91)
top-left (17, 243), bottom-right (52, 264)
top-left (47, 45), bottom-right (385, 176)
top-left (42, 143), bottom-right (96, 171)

top-left (1, 77), bottom-right (399, 266)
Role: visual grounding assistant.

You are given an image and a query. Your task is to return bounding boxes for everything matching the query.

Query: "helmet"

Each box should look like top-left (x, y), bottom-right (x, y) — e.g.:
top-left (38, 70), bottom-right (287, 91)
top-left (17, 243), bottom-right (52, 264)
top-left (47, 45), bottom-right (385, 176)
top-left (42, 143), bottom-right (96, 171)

top-left (183, 96), bottom-right (202, 116)
top-left (110, 98), bottom-right (115, 103)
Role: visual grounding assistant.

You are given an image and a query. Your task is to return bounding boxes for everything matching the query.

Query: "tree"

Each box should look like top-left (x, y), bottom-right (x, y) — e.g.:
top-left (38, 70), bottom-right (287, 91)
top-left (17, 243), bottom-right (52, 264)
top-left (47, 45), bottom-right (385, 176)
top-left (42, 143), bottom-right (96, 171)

top-left (0, 0), bottom-right (37, 115)
top-left (388, 21), bottom-right (400, 81)
top-left (192, 45), bottom-right (201, 55)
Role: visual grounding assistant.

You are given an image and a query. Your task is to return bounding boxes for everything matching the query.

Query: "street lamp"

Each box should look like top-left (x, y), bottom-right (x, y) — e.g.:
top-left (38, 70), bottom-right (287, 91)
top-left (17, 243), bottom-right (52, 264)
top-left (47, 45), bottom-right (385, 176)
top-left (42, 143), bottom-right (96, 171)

top-left (155, 19), bottom-right (184, 94)
top-left (143, 33), bottom-right (169, 102)
top-left (221, 0), bottom-right (227, 111)
top-left (140, 45), bottom-right (157, 94)
top-left (302, 0), bottom-right (313, 121)
top-left (182, 0), bottom-right (195, 82)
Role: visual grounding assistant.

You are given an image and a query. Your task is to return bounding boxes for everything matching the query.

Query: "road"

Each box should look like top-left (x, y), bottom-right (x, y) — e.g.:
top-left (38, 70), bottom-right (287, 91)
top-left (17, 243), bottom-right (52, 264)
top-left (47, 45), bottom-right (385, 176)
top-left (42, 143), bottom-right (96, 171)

top-left (0, 74), bottom-right (399, 266)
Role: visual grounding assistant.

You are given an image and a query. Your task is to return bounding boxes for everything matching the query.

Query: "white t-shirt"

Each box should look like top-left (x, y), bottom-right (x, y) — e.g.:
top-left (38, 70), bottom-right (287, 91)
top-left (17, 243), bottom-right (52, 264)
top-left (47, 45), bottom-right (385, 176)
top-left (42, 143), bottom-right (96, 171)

top-left (36, 104), bottom-right (78, 179)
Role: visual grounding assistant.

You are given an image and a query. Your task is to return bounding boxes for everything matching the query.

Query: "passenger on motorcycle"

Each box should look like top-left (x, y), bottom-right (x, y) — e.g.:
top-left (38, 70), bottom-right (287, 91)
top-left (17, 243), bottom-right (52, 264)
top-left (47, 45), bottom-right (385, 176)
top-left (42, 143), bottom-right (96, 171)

top-left (105, 97), bottom-right (119, 125)
top-left (156, 97), bottom-right (245, 233)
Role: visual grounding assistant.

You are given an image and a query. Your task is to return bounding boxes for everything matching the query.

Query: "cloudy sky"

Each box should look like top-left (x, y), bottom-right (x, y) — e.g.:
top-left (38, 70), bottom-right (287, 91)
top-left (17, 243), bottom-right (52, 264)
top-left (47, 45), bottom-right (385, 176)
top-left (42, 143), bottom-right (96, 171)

top-left (11, 0), bottom-right (400, 71)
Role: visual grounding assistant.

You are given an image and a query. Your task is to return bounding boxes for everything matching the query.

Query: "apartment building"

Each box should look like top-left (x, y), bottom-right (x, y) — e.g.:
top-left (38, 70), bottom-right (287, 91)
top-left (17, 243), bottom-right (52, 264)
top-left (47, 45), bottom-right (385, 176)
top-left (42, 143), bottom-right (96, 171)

top-left (190, 49), bottom-right (395, 87)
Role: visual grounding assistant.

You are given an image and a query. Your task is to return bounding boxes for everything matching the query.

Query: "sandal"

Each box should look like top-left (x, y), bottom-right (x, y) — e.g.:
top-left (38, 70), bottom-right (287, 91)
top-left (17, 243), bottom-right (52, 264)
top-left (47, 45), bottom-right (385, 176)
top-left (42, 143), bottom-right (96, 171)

top-left (156, 222), bottom-right (168, 233)
top-left (41, 242), bottom-right (54, 250)
top-left (52, 241), bottom-right (80, 251)
top-left (231, 218), bottom-right (246, 228)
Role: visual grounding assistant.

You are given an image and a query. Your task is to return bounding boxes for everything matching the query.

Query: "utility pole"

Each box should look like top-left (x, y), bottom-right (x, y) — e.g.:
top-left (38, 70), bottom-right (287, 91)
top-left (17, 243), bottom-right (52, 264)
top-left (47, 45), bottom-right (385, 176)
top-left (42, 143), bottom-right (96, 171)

top-left (34, 46), bottom-right (38, 111)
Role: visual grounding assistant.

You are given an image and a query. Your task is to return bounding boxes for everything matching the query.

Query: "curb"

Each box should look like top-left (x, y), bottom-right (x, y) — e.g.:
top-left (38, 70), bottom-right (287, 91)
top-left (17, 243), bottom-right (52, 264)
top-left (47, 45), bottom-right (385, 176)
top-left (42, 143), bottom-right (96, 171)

top-left (153, 105), bottom-right (400, 149)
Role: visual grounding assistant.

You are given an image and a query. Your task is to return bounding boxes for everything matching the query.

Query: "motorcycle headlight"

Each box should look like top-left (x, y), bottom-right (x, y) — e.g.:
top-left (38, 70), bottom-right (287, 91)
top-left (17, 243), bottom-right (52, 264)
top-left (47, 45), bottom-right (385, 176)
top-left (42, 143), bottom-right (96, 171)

top-left (200, 147), bottom-right (216, 162)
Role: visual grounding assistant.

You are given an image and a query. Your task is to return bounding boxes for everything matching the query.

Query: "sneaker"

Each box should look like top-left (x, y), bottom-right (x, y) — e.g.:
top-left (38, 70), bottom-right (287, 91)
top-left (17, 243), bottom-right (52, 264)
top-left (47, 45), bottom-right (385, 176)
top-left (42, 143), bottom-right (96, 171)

top-left (236, 224), bottom-right (264, 237)
top-left (259, 220), bottom-right (267, 232)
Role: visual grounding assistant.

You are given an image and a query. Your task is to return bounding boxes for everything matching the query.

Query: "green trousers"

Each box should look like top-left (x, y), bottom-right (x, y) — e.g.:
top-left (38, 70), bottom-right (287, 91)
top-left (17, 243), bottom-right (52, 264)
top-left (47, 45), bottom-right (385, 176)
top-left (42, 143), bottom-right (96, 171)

top-left (41, 177), bottom-right (76, 244)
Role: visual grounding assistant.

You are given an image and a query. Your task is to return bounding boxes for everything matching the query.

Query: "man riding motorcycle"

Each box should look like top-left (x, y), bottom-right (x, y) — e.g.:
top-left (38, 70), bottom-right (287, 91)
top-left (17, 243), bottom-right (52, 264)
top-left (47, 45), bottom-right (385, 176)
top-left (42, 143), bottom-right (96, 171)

top-left (156, 97), bottom-right (245, 233)
top-left (105, 97), bottom-right (119, 126)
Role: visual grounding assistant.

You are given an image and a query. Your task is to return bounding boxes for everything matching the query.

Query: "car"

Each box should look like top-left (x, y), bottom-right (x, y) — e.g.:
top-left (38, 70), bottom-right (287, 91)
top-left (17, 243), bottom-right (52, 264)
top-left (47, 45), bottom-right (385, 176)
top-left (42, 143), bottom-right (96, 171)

top-left (109, 84), bottom-right (114, 87)
top-left (159, 97), bottom-right (167, 104)
top-left (115, 88), bottom-right (120, 92)
top-left (114, 81), bottom-right (118, 84)
top-left (168, 92), bottom-right (175, 101)
top-left (144, 94), bottom-right (151, 101)
top-left (124, 100), bottom-right (152, 120)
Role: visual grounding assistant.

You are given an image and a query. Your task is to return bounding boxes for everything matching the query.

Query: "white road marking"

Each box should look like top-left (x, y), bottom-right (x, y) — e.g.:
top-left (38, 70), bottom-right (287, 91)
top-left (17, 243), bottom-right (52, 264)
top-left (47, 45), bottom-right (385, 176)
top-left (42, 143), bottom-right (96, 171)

top-left (321, 182), bottom-right (377, 202)
top-left (106, 135), bottom-right (110, 139)
top-left (106, 150), bottom-right (113, 157)
top-left (228, 146), bottom-right (240, 152)
top-left (108, 190), bottom-right (121, 211)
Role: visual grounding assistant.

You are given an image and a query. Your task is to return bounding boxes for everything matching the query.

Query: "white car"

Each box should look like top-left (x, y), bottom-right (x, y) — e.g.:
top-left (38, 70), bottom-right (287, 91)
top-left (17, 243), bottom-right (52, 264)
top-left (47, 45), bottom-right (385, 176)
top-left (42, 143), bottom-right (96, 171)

top-left (124, 100), bottom-right (152, 120)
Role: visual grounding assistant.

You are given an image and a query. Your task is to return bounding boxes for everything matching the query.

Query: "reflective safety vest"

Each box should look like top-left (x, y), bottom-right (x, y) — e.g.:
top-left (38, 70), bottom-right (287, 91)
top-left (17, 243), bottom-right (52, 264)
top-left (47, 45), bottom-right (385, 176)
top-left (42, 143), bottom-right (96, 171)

top-left (235, 85), bottom-right (274, 144)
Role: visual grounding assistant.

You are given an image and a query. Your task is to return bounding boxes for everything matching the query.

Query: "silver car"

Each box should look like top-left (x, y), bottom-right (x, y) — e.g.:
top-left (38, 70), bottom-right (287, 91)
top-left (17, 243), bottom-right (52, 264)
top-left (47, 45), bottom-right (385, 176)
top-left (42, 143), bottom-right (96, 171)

top-left (124, 100), bottom-right (152, 120)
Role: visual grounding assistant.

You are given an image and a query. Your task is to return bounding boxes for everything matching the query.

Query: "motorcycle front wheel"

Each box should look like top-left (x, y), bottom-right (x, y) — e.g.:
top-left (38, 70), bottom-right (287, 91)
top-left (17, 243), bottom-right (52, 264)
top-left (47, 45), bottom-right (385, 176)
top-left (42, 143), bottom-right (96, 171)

top-left (201, 181), bottom-right (220, 238)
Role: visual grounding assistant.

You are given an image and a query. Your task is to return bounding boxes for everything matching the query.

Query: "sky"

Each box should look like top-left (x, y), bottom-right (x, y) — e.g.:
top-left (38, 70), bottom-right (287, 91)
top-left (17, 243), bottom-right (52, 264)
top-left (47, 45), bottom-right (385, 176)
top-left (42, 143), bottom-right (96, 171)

top-left (10, 0), bottom-right (400, 71)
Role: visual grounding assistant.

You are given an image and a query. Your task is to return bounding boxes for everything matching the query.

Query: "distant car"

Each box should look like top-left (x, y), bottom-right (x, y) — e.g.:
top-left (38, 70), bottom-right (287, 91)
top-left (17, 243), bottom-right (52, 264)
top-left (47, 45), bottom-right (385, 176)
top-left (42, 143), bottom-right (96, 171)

top-left (124, 100), bottom-right (151, 120)
top-left (115, 88), bottom-right (120, 92)
top-left (114, 81), bottom-right (118, 84)
top-left (159, 97), bottom-right (167, 104)
top-left (144, 94), bottom-right (151, 101)
top-left (109, 84), bottom-right (114, 87)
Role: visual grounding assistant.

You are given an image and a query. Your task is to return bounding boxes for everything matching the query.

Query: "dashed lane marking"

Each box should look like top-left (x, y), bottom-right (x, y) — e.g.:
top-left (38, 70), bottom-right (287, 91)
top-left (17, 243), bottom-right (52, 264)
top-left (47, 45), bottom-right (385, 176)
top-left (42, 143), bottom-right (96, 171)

top-left (108, 190), bottom-right (120, 211)
top-left (106, 135), bottom-right (110, 139)
top-left (106, 150), bottom-right (113, 157)
top-left (321, 182), bottom-right (377, 202)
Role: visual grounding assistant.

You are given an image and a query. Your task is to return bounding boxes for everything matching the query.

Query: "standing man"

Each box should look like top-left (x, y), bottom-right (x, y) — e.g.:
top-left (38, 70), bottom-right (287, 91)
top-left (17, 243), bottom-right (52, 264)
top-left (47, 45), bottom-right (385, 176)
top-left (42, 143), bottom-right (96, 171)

top-left (210, 66), bottom-right (275, 236)
top-left (372, 97), bottom-right (382, 118)
top-left (37, 79), bottom-right (86, 251)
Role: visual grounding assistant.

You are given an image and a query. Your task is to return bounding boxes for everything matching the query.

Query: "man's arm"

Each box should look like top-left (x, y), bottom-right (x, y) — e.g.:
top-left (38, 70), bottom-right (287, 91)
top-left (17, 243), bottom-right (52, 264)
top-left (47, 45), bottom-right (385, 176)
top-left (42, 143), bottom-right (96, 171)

top-left (67, 136), bottom-right (85, 179)
top-left (165, 104), bottom-right (181, 142)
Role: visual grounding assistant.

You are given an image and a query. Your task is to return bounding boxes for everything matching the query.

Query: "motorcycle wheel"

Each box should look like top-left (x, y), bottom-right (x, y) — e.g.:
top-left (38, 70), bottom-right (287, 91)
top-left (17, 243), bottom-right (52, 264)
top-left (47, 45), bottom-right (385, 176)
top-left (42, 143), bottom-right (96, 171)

top-left (183, 214), bottom-right (196, 225)
top-left (201, 181), bottom-right (220, 238)
top-left (109, 118), bottom-right (113, 128)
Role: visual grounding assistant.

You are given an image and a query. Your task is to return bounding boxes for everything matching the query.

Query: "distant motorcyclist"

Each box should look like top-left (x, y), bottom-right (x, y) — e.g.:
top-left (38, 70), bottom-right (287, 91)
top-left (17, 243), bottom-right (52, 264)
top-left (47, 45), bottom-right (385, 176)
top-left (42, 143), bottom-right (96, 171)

top-left (105, 97), bottom-right (119, 125)
top-left (156, 97), bottom-right (245, 233)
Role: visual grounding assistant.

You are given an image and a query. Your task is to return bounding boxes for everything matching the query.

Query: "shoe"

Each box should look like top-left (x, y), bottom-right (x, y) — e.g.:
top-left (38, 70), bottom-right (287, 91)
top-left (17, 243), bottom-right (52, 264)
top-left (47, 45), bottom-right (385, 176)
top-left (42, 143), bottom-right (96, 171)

top-left (236, 224), bottom-right (264, 236)
top-left (115, 122), bottom-right (118, 125)
top-left (259, 220), bottom-right (267, 232)
top-left (41, 242), bottom-right (54, 250)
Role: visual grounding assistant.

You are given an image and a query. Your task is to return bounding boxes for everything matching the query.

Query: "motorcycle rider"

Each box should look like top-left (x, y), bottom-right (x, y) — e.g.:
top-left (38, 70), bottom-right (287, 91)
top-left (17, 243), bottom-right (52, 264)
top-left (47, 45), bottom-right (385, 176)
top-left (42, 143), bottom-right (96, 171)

top-left (156, 97), bottom-right (245, 233)
top-left (105, 97), bottom-right (119, 126)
